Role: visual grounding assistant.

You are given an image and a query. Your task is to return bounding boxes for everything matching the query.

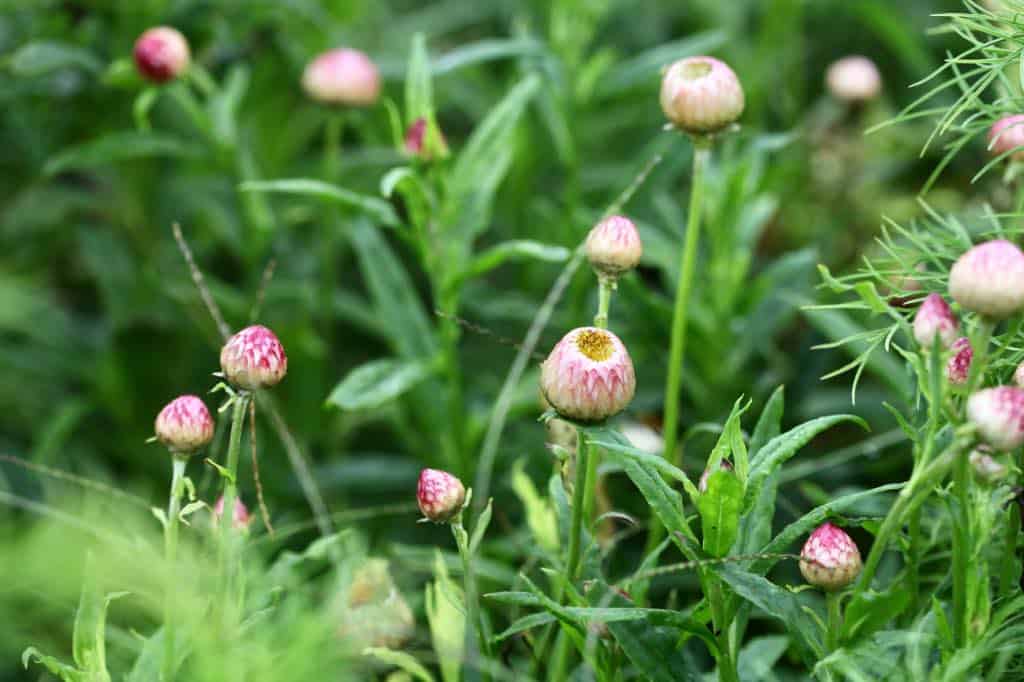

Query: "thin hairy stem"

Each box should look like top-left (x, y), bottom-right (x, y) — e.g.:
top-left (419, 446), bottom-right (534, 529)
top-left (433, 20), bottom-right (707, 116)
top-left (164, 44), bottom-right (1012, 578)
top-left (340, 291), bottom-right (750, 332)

top-left (162, 456), bottom-right (187, 682)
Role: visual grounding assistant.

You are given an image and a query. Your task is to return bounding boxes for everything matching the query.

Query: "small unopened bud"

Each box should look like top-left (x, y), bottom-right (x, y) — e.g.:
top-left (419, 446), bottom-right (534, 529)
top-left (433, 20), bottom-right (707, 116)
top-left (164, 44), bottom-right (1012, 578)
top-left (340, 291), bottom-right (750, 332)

top-left (698, 460), bottom-right (734, 494)
top-left (949, 240), bottom-right (1024, 319)
top-left (913, 293), bottom-right (958, 349)
top-left (540, 327), bottom-right (636, 422)
top-left (585, 215), bottom-right (643, 278)
top-left (988, 115), bottom-right (1024, 160)
top-left (213, 495), bottom-right (252, 531)
top-left (403, 117), bottom-right (449, 161)
top-left (133, 27), bottom-right (190, 83)
top-left (969, 448), bottom-right (1007, 484)
top-left (967, 386), bottom-right (1024, 451)
top-left (1014, 361), bottom-right (1024, 388)
top-left (946, 337), bottom-right (973, 386)
top-left (155, 395), bottom-right (214, 455)
top-left (825, 56), bottom-right (882, 102)
top-left (220, 324), bottom-right (288, 391)
top-left (799, 522), bottom-right (862, 591)
top-left (302, 48), bottom-right (380, 106)
top-left (417, 469), bottom-right (466, 523)
top-left (660, 56), bottom-right (744, 135)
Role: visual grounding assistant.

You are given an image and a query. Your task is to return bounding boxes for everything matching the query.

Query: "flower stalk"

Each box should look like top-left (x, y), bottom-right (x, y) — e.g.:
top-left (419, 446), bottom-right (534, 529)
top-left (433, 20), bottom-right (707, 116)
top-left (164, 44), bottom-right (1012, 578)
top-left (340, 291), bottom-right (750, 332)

top-left (161, 456), bottom-right (188, 682)
top-left (218, 392), bottom-right (250, 613)
top-left (565, 428), bottom-right (591, 583)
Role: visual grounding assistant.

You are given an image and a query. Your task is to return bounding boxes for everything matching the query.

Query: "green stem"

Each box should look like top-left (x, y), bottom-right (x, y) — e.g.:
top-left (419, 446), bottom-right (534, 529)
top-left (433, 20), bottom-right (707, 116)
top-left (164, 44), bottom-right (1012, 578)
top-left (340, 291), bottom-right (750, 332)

top-left (715, 630), bottom-right (739, 682)
top-left (566, 429), bottom-right (592, 583)
top-left (906, 508), bottom-right (921, 620)
top-left (952, 443), bottom-right (971, 646)
top-left (593, 276), bottom-right (615, 329)
top-left (453, 516), bottom-right (486, 681)
top-left (218, 394), bottom-right (249, 614)
top-left (323, 113), bottom-right (344, 182)
top-left (999, 495), bottom-right (1021, 597)
top-left (826, 592), bottom-right (842, 652)
top-left (161, 456), bottom-right (187, 682)
top-left (441, 295), bottom-right (466, 474)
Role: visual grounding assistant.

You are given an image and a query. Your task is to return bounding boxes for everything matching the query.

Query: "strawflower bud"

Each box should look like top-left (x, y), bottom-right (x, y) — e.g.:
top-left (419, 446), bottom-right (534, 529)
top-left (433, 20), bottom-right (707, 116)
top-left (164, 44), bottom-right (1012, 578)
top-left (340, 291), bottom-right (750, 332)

top-left (825, 56), bottom-right (882, 102)
top-left (913, 293), bottom-right (958, 349)
top-left (1015, 361), bottom-right (1024, 388)
top-left (799, 522), bottom-right (863, 591)
top-left (585, 215), bottom-right (643, 278)
top-left (946, 337), bottom-right (973, 386)
top-left (302, 48), bottom-right (380, 106)
top-left (949, 240), bottom-right (1024, 319)
top-left (133, 27), bottom-right (190, 83)
top-left (220, 324), bottom-right (288, 391)
top-left (417, 469), bottom-right (466, 523)
top-left (967, 386), bottom-right (1024, 451)
top-left (540, 327), bottom-right (636, 422)
top-left (213, 494), bottom-right (252, 531)
top-left (155, 395), bottom-right (214, 455)
top-left (620, 420), bottom-right (664, 454)
top-left (403, 117), bottom-right (449, 161)
top-left (698, 459), bottom-right (734, 494)
top-left (988, 115), bottom-right (1024, 160)
top-left (660, 56), bottom-right (744, 135)
top-left (969, 448), bottom-right (1007, 484)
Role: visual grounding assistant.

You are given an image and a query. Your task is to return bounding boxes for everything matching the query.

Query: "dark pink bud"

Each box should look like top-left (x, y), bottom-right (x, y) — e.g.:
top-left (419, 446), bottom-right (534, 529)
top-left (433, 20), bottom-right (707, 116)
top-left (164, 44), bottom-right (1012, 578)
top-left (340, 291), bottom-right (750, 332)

top-left (946, 337), bottom-right (973, 386)
top-left (912, 293), bottom-right (958, 349)
top-left (155, 395), bottom-right (214, 454)
top-left (213, 495), bottom-right (252, 531)
top-left (220, 325), bottom-right (288, 391)
top-left (133, 27), bottom-right (190, 83)
top-left (417, 469), bottom-right (466, 523)
top-left (799, 522), bottom-right (862, 591)
top-left (403, 117), bottom-right (449, 161)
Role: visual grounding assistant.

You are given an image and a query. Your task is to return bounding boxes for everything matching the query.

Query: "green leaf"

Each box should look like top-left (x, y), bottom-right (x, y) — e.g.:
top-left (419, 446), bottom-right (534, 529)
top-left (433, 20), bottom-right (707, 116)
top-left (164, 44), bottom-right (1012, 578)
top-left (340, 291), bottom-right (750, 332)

top-left (704, 396), bottom-right (750, 484)
top-left (596, 31), bottom-right (727, 96)
top-left (44, 132), bottom-right (203, 176)
top-left (7, 41), bottom-right (102, 77)
top-left (469, 498), bottom-right (492, 555)
top-left (510, 460), bottom-right (559, 555)
top-left (608, 620), bottom-right (702, 682)
top-left (696, 470), bottom-right (743, 557)
top-left (405, 33), bottom-right (434, 125)
top-left (425, 551), bottom-right (464, 682)
top-left (362, 647), bottom-right (435, 682)
top-left (21, 648), bottom-right (86, 681)
top-left (71, 560), bottom-right (127, 678)
top-left (737, 635), bottom-right (790, 682)
top-left (240, 179), bottom-right (400, 227)
top-left (432, 38), bottom-right (544, 75)
top-left (843, 587), bottom-right (911, 642)
top-left (327, 358), bottom-right (435, 411)
top-left (493, 612), bottom-right (556, 641)
top-left (462, 240), bottom-right (570, 281)
top-left (749, 386), bottom-right (784, 458)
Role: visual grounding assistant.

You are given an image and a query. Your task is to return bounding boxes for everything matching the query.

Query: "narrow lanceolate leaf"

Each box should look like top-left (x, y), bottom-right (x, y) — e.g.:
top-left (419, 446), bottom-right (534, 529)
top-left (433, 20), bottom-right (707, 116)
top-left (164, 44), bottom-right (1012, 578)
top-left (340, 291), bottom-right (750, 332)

top-left (326, 358), bottom-right (435, 411)
top-left (362, 647), bottom-right (435, 682)
top-left (462, 240), bottom-right (571, 281)
top-left (44, 132), bottom-right (203, 175)
top-left (8, 41), bottom-right (103, 76)
top-left (405, 33), bottom-right (434, 124)
top-left (696, 469), bottom-right (743, 557)
top-left (240, 179), bottom-right (400, 227)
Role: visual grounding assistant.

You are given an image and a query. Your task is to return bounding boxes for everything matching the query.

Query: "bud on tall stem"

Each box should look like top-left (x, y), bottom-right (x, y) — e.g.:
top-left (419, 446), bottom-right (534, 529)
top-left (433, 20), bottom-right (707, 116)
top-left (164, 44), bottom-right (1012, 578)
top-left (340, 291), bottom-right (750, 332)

top-left (134, 27), bottom-right (190, 83)
top-left (949, 240), bottom-right (1024, 319)
top-left (660, 56), bottom-right (744, 135)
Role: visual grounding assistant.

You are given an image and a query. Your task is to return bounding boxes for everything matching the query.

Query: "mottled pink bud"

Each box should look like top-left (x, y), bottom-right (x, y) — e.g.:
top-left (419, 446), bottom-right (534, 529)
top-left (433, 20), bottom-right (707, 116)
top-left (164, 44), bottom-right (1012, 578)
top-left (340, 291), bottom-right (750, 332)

top-left (540, 327), bottom-right (636, 422)
top-left (698, 460), bottom-right (734, 494)
top-left (967, 386), bottom-right (1024, 451)
top-left (949, 240), bottom-right (1024, 319)
top-left (302, 48), bottom-right (380, 106)
top-left (1014, 361), bottom-right (1024, 388)
top-left (155, 395), bottom-right (214, 455)
top-left (417, 469), bottom-right (466, 523)
top-left (825, 56), bottom-right (882, 102)
top-left (585, 215), bottom-right (643, 277)
top-left (403, 117), bottom-right (449, 161)
top-left (988, 115), bottom-right (1024, 160)
top-left (220, 325), bottom-right (288, 391)
top-left (133, 27), bottom-right (190, 83)
top-left (213, 495), bottom-right (252, 531)
top-left (660, 56), bottom-right (744, 134)
top-left (969, 447), bottom-right (1007, 483)
top-left (913, 293), bottom-right (958, 349)
top-left (946, 337), bottom-right (973, 386)
top-left (799, 522), bottom-right (862, 591)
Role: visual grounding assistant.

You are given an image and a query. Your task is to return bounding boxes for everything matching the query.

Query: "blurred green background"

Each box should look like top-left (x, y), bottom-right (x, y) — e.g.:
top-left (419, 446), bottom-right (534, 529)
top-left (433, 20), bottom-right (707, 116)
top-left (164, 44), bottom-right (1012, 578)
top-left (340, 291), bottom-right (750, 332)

top-left (0, 0), bottom-right (997, 678)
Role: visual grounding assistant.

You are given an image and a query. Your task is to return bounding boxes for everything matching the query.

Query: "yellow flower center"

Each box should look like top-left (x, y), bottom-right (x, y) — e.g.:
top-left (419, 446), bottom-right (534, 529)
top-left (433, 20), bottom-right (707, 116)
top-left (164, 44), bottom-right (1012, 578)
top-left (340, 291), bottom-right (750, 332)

top-left (575, 329), bottom-right (614, 362)
top-left (679, 60), bottom-right (712, 81)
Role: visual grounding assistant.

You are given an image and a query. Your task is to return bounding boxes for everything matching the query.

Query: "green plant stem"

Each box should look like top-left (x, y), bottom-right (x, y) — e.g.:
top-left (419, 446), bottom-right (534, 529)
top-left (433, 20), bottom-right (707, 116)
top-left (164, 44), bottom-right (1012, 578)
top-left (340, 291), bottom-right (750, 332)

top-left (593, 275), bottom-right (615, 329)
top-left (998, 497), bottom-right (1021, 597)
top-left (826, 592), bottom-right (842, 651)
top-left (952, 443), bottom-right (972, 646)
top-left (161, 456), bottom-right (187, 682)
top-left (452, 515), bottom-right (485, 681)
top-left (906, 508), bottom-right (921, 619)
top-left (566, 429), bottom-right (592, 583)
top-left (218, 393), bottom-right (250, 614)
top-left (440, 293), bottom-right (467, 474)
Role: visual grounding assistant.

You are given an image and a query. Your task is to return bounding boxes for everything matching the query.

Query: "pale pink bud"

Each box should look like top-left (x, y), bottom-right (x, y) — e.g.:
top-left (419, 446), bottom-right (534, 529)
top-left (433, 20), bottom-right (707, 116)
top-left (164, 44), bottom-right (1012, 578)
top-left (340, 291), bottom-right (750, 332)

top-left (946, 337), bottom-right (973, 386)
top-left (302, 48), bottom-right (380, 106)
top-left (659, 56), bottom-right (744, 134)
top-left (913, 294), bottom-right (958, 349)
top-left (540, 327), bottom-right (636, 422)
top-left (133, 27), bottom-right (190, 83)
top-left (698, 460), bottom-right (734, 494)
top-left (220, 324), bottom-right (288, 391)
top-left (1014, 361), bottom-right (1024, 388)
top-left (155, 395), bottom-right (214, 455)
top-left (620, 420), bottom-right (664, 454)
top-left (825, 56), bottom-right (882, 102)
top-left (969, 448), bottom-right (1007, 483)
top-left (417, 469), bottom-right (466, 523)
top-left (403, 117), bottom-right (449, 160)
top-left (799, 522), bottom-right (862, 591)
top-left (213, 495), bottom-right (252, 531)
top-left (585, 215), bottom-right (643, 277)
top-left (949, 240), bottom-right (1024, 319)
top-left (988, 115), bottom-right (1024, 160)
top-left (967, 386), bottom-right (1024, 451)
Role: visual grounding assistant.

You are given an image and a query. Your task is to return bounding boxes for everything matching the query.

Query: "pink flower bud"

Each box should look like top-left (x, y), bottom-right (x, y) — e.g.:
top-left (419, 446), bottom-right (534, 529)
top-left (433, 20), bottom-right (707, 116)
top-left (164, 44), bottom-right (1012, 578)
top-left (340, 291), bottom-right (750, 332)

top-left (213, 495), bottom-right (252, 531)
top-left (302, 48), bottom-right (380, 106)
top-left (969, 448), bottom-right (1007, 483)
top-left (698, 459), bottom-right (734, 494)
top-left (913, 293), bottom-right (958, 349)
top-left (949, 240), bottom-right (1024, 319)
top-left (799, 522), bottom-right (863, 591)
top-left (133, 27), bottom-right (190, 83)
top-left (540, 327), bottom-right (636, 422)
top-left (825, 56), bottom-right (882, 102)
top-left (403, 117), bottom-right (449, 161)
top-left (1014, 361), bottom-right (1024, 388)
top-left (585, 215), bottom-right (643, 277)
top-left (659, 56), bottom-right (744, 134)
top-left (417, 469), bottom-right (466, 523)
top-left (220, 325), bottom-right (288, 391)
top-left (967, 386), bottom-right (1024, 451)
top-left (988, 115), bottom-right (1024, 160)
top-left (155, 395), bottom-right (214, 455)
top-left (946, 337), bottom-right (973, 386)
